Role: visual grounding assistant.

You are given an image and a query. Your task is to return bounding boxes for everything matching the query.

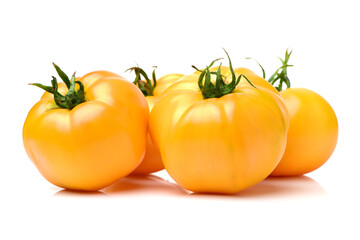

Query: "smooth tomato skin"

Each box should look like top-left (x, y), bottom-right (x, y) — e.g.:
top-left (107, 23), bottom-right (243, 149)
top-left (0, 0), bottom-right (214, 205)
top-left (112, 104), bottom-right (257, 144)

top-left (23, 71), bottom-right (148, 191)
top-left (131, 132), bottom-right (163, 174)
top-left (150, 82), bottom-right (288, 194)
top-left (160, 74), bottom-right (199, 97)
top-left (271, 88), bottom-right (338, 176)
top-left (131, 73), bottom-right (184, 174)
top-left (230, 68), bottom-right (290, 130)
top-left (153, 73), bottom-right (184, 96)
top-left (131, 96), bottom-right (163, 174)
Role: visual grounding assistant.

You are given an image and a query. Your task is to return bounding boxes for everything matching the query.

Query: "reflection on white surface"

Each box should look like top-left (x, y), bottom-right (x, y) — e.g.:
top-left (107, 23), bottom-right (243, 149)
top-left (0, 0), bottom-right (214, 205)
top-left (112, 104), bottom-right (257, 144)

top-left (54, 189), bottom-right (108, 197)
top-left (188, 175), bottom-right (326, 199)
top-left (103, 174), bottom-right (188, 195)
top-left (53, 174), bottom-right (325, 199)
top-left (53, 174), bottom-right (188, 197)
top-left (238, 175), bottom-right (326, 198)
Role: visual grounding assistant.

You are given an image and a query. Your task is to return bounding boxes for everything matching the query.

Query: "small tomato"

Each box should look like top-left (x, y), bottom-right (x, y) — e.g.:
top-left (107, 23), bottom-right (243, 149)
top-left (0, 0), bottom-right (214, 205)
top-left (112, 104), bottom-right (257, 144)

top-left (268, 50), bottom-right (338, 176)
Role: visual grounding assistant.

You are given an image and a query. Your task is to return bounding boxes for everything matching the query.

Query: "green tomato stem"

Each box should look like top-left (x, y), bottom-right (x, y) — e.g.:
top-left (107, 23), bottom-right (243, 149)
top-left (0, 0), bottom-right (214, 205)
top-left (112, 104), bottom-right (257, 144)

top-left (193, 49), bottom-right (255, 99)
top-left (127, 66), bottom-right (157, 96)
top-left (268, 49), bottom-right (293, 91)
top-left (30, 64), bottom-right (85, 110)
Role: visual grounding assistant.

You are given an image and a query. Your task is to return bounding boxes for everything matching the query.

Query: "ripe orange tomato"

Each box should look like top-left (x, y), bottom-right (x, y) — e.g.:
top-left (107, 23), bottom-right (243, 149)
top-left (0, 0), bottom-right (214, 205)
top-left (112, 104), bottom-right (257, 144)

top-left (23, 64), bottom-right (148, 191)
top-left (268, 50), bottom-right (338, 176)
top-left (271, 88), bottom-right (338, 176)
top-left (150, 53), bottom-right (288, 194)
top-left (127, 67), bottom-right (184, 174)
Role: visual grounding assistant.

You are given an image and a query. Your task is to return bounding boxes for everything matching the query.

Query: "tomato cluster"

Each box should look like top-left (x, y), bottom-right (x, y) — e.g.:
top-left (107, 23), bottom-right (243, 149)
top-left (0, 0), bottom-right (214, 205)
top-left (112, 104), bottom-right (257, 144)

top-left (23, 50), bottom-right (338, 193)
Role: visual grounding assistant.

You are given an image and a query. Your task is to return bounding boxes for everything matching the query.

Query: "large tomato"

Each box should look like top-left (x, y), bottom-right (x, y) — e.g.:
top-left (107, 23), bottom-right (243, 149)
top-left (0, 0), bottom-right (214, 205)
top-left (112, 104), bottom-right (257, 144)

top-left (268, 50), bottom-right (338, 176)
top-left (127, 66), bottom-right (184, 174)
top-left (150, 53), bottom-right (288, 194)
top-left (23, 64), bottom-right (148, 191)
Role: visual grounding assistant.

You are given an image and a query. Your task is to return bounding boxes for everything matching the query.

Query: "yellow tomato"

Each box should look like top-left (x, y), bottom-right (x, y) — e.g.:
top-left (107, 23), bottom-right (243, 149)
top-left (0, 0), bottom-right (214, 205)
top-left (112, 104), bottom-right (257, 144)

top-left (271, 88), bottom-right (338, 176)
top-left (150, 54), bottom-right (288, 193)
top-left (128, 68), bottom-right (184, 174)
top-left (268, 49), bottom-right (338, 176)
top-left (23, 66), bottom-right (148, 191)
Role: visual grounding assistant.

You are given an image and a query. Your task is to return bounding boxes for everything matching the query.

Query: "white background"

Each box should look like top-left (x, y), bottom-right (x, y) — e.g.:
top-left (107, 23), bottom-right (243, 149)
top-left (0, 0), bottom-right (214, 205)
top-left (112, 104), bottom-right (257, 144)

top-left (1, 0), bottom-right (359, 239)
